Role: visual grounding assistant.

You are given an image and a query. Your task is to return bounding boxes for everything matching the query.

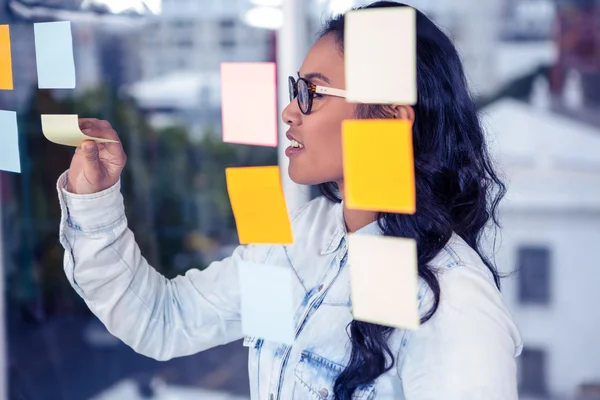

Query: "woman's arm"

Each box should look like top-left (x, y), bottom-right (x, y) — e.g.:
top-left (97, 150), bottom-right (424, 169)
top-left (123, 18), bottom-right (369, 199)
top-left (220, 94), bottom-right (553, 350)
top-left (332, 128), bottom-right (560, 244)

top-left (399, 265), bottom-right (523, 399)
top-left (57, 171), bottom-right (259, 361)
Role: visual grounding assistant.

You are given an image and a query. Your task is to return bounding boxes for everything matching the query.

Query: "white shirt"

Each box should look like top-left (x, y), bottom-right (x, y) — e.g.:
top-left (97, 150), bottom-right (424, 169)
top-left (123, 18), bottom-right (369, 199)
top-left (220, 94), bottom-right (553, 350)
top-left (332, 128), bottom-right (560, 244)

top-left (56, 171), bottom-right (522, 399)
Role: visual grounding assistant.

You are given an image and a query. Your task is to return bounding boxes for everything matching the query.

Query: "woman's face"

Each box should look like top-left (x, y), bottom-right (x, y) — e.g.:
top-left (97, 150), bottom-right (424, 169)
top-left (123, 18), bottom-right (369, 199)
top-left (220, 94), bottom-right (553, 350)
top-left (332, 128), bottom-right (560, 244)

top-left (282, 34), bottom-right (357, 186)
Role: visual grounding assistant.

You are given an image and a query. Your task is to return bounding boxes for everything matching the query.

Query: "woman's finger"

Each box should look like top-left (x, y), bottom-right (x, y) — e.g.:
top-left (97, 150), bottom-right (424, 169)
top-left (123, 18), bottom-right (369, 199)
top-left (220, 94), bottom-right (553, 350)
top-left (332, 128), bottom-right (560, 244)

top-left (81, 126), bottom-right (119, 141)
top-left (78, 118), bottom-right (100, 129)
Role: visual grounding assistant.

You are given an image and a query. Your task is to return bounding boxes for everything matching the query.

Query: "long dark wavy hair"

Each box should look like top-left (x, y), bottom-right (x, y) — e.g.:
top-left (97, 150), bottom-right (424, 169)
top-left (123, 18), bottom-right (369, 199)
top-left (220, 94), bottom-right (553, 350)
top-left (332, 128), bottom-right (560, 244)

top-left (318, 2), bottom-right (507, 399)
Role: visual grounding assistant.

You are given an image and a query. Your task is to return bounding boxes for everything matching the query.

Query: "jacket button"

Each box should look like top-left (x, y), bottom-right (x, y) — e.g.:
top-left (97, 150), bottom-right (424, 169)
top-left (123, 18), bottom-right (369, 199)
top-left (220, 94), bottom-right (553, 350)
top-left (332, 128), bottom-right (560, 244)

top-left (317, 284), bottom-right (324, 292)
top-left (318, 388), bottom-right (329, 398)
top-left (269, 394), bottom-right (274, 400)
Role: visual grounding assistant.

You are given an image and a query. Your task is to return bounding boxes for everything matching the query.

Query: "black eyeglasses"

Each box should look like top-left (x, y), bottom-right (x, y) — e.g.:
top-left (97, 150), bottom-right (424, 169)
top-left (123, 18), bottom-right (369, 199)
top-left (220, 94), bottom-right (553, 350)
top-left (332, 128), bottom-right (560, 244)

top-left (288, 76), bottom-right (347, 115)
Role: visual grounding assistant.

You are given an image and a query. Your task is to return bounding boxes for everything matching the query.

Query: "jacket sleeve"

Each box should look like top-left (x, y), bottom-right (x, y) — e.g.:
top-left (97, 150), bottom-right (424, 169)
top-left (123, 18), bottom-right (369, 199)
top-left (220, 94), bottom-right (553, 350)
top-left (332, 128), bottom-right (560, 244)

top-left (399, 264), bottom-right (523, 399)
top-left (57, 171), bottom-right (260, 361)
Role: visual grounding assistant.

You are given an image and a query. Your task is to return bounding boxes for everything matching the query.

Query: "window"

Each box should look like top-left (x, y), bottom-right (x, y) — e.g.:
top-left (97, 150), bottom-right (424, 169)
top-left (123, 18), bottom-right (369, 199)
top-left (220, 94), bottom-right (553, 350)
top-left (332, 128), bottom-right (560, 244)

top-left (219, 18), bottom-right (236, 49)
top-left (519, 348), bottom-right (548, 396)
top-left (219, 19), bottom-right (235, 29)
top-left (517, 246), bottom-right (551, 305)
top-left (220, 39), bottom-right (236, 49)
top-left (176, 38), bottom-right (194, 48)
top-left (171, 19), bottom-right (194, 30)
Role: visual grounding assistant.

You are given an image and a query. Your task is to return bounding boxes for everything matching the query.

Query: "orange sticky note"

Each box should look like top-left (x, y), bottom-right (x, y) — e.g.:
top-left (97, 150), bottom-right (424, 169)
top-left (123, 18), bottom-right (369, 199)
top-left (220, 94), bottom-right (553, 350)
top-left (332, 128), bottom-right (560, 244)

top-left (0, 25), bottom-right (14, 90)
top-left (226, 166), bottom-right (293, 244)
top-left (342, 119), bottom-right (415, 213)
top-left (220, 62), bottom-right (278, 147)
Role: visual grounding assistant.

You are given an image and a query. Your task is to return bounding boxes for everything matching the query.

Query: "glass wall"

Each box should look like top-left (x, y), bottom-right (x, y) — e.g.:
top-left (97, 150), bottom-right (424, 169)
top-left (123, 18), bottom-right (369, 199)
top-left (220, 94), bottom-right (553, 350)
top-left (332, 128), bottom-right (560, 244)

top-left (1, 0), bottom-right (599, 399)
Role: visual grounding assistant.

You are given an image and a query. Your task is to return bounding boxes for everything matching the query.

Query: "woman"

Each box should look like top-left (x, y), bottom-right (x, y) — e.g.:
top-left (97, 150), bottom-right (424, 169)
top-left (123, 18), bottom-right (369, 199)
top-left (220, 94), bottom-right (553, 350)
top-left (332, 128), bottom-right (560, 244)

top-left (57, 1), bottom-right (522, 399)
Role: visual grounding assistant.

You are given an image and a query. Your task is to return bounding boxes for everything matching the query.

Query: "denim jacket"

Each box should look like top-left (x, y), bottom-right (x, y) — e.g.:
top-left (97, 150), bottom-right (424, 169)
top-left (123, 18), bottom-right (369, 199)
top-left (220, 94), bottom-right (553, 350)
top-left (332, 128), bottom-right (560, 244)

top-left (56, 171), bottom-right (522, 400)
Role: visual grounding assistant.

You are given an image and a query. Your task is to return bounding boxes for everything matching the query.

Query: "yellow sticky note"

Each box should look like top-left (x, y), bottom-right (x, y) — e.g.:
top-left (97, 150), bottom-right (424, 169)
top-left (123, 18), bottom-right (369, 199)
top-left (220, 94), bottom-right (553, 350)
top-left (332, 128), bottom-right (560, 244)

top-left (343, 119), bottom-right (415, 213)
top-left (41, 115), bottom-right (119, 147)
top-left (349, 234), bottom-right (420, 330)
top-left (226, 166), bottom-right (293, 245)
top-left (0, 25), bottom-right (14, 90)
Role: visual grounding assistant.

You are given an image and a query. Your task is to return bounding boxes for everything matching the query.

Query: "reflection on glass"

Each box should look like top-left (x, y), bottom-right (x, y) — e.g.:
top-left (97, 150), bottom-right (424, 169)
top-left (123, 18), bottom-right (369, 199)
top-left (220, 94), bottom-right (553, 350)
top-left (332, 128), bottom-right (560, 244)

top-left (1, 0), bottom-right (599, 399)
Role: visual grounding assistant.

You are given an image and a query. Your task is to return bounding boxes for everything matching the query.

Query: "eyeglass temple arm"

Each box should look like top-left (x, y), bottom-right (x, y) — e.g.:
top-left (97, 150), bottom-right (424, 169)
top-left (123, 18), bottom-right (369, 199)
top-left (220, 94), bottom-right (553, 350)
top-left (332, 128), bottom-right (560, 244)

top-left (315, 86), bottom-right (347, 99)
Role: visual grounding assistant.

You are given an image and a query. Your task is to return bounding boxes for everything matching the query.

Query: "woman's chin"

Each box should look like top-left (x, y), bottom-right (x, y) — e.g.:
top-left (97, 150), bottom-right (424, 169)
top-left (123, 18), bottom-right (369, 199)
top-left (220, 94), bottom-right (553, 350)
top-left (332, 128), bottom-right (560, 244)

top-left (288, 168), bottom-right (316, 186)
top-left (288, 174), bottom-right (310, 185)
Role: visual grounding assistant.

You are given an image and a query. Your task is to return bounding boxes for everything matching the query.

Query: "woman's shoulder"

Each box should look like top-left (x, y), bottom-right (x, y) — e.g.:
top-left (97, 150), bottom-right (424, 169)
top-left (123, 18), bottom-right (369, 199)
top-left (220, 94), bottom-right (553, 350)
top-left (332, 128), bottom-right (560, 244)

top-left (415, 233), bottom-right (518, 329)
top-left (396, 233), bottom-right (523, 372)
top-left (419, 234), bottom-right (519, 338)
top-left (430, 233), bottom-right (497, 284)
top-left (397, 235), bottom-right (522, 396)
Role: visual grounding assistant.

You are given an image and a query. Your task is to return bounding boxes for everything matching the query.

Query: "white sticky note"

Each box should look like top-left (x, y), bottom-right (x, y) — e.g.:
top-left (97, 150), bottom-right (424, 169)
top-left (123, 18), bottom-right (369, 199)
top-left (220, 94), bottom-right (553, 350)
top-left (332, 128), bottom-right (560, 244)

top-left (345, 7), bottom-right (417, 104)
top-left (238, 262), bottom-right (295, 344)
top-left (0, 110), bottom-right (21, 173)
top-left (41, 115), bottom-right (119, 147)
top-left (348, 234), bottom-right (420, 330)
top-left (220, 62), bottom-right (278, 147)
top-left (34, 21), bottom-right (76, 89)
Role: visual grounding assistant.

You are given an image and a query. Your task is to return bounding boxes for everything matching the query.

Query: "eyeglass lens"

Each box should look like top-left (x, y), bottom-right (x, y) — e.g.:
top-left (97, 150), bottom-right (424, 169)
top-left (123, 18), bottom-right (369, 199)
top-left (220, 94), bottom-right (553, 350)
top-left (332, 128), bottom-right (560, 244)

top-left (288, 77), bottom-right (310, 114)
top-left (297, 79), bottom-right (309, 113)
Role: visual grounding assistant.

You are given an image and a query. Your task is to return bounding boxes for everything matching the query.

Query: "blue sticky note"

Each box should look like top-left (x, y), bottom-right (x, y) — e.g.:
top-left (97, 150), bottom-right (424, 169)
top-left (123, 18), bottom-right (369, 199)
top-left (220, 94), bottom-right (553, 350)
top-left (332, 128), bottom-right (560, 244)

top-left (238, 262), bottom-right (295, 345)
top-left (0, 110), bottom-right (21, 173)
top-left (34, 21), bottom-right (76, 89)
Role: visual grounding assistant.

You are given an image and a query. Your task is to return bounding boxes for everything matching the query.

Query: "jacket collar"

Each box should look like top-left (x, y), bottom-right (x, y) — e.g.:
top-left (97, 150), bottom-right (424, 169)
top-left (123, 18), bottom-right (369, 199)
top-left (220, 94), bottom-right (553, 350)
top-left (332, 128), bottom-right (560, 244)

top-left (320, 201), bottom-right (383, 255)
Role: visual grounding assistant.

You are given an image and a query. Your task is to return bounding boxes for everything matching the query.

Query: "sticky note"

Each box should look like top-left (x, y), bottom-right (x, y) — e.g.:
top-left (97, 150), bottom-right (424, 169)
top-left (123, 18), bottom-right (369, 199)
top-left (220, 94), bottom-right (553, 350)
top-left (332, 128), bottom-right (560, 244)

top-left (0, 110), bottom-right (21, 173)
top-left (226, 166), bottom-right (293, 244)
top-left (349, 234), bottom-right (420, 330)
top-left (238, 261), bottom-right (295, 344)
top-left (345, 7), bottom-right (417, 104)
top-left (221, 62), bottom-right (278, 147)
top-left (0, 25), bottom-right (14, 90)
top-left (41, 115), bottom-right (119, 147)
top-left (34, 21), bottom-right (76, 89)
top-left (342, 119), bottom-right (415, 213)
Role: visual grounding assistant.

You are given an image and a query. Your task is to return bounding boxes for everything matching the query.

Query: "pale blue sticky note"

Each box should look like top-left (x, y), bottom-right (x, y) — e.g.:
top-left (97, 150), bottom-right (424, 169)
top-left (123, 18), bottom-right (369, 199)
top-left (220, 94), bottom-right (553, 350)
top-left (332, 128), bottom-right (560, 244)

top-left (34, 21), bottom-right (76, 89)
top-left (238, 262), bottom-right (295, 345)
top-left (0, 110), bottom-right (21, 173)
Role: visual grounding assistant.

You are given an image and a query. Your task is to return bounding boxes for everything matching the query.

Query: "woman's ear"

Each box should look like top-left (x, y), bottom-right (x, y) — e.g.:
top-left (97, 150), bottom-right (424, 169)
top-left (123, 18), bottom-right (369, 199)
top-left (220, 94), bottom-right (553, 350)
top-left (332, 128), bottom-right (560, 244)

top-left (392, 105), bottom-right (415, 127)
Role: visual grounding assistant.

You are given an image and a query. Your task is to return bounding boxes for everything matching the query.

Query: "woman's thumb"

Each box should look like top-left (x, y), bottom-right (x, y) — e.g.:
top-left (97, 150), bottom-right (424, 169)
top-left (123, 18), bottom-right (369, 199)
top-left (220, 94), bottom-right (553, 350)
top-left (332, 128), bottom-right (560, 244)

top-left (83, 142), bottom-right (99, 164)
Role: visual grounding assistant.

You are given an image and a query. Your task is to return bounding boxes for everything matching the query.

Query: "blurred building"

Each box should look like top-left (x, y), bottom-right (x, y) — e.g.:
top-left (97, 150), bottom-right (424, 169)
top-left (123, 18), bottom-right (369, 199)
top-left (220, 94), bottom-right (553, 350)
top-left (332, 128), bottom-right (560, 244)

top-left (390, 0), bottom-right (556, 98)
top-left (0, 0), bottom-right (147, 111)
top-left (123, 0), bottom-right (275, 137)
top-left (480, 4), bottom-right (600, 396)
top-left (482, 98), bottom-right (600, 400)
top-left (138, 0), bottom-right (272, 79)
top-left (502, 0), bottom-right (556, 41)
top-left (125, 70), bottom-right (222, 140)
top-left (96, 23), bottom-right (145, 89)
